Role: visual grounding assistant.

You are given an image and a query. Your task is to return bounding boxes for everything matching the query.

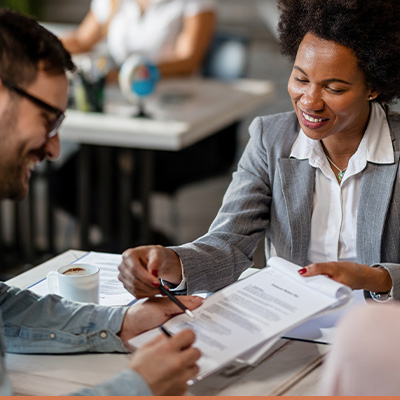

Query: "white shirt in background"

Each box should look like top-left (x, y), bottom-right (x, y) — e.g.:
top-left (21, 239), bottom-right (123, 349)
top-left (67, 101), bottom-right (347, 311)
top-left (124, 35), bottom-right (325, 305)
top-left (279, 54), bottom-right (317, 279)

top-left (91, 0), bottom-right (216, 65)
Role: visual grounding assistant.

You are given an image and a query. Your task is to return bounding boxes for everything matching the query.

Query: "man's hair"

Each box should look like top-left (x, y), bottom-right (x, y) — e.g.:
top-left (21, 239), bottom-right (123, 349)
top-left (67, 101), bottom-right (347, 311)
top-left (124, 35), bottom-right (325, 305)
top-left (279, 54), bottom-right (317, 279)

top-left (277, 0), bottom-right (400, 104)
top-left (0, 9), bottom-right (75, 86)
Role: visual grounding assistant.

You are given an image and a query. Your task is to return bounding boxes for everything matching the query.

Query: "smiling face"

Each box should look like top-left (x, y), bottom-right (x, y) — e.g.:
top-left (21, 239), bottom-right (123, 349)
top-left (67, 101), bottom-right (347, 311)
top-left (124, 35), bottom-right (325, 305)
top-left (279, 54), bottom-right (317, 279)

top-left (0, 69), bottom-right (68, 200)
top-left (288, 32), bottom-right (377, 143)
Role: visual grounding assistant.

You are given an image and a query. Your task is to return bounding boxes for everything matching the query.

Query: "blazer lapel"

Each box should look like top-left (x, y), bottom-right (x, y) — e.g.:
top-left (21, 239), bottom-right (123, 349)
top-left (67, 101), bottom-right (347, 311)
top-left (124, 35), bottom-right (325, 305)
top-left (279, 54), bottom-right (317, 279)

top-left (357, 150), bottom-right (400, 264)
top-left (278, 158), bottom-right (315, 265)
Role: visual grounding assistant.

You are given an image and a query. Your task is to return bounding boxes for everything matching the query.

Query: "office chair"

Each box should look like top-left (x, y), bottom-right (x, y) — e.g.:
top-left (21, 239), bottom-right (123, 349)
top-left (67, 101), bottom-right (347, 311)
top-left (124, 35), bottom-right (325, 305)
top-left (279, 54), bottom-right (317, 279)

top-left (152, 31), bottom-right (250, 242)
top-left (202, 31), bottom-right (249, 80)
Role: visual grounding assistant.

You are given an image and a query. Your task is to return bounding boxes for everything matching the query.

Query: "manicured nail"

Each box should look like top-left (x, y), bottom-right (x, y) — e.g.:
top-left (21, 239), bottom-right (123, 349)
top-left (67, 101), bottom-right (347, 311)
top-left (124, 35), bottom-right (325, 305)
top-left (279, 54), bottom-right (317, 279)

top-left (151, 281), bottom-right (160, 287)
top-left (298, 268), bottom-right (307, 275)
top-left (151, 269), bottom-right (159, 278)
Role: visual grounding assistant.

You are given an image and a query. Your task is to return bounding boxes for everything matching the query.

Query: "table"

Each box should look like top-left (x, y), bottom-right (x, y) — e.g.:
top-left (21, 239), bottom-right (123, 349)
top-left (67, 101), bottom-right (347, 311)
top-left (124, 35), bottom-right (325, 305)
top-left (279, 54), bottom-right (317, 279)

top-left (58, 77), bottom-right (274, 250)
top-left (5, 250), bottom-right (329, 396)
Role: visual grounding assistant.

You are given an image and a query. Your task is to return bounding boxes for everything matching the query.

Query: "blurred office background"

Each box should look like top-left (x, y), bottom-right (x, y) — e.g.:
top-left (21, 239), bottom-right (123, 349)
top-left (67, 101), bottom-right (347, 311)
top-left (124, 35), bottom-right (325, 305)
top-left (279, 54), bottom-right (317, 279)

top-left (0, 1), bottom-right (311, 276)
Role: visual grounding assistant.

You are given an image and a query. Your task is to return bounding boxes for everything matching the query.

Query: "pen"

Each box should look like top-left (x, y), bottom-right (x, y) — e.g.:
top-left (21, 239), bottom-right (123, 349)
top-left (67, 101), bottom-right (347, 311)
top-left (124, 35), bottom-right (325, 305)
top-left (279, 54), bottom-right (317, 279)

top-left (159, 325), bottom-right (173, 337)
top-left (281, 336), bottom-right (330, 345)
top-left (158, 279), bottom-right (195, 319)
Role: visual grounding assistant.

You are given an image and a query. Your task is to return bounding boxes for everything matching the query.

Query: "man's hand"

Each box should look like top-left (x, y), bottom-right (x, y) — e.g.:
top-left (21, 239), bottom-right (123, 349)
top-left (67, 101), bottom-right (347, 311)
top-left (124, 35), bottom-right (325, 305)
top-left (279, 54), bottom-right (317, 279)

top-left (118, 245), bottom-right (183, 298)
top-left (298, 261), bottom-right (392, 292)
top-left (130, 329), bottom-right (201, 395)
top-left (118, 296), bottom-right (203, 342)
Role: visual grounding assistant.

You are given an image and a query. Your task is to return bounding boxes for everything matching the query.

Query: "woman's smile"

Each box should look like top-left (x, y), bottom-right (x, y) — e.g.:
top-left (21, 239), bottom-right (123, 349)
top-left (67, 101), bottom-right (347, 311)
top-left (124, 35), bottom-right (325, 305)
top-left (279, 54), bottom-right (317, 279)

top-left (299, 109), bottom-right (330, 129)
top-left (288, 32), bottom-right (373, 143)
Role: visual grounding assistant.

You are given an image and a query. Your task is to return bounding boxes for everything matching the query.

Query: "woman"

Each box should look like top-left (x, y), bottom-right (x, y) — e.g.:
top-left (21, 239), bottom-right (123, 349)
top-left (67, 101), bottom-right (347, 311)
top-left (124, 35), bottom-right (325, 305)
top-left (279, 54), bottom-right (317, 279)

top-left (118, 0), bottom-right (400, 299)
top-left (62, 0), bottom-right (216, 76)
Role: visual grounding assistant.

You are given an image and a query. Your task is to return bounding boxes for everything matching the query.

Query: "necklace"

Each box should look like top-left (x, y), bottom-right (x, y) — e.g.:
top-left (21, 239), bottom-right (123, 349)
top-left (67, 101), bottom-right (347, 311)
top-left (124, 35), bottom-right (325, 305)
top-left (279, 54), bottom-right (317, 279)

top-left (325, 154), bottom-right (347, 182)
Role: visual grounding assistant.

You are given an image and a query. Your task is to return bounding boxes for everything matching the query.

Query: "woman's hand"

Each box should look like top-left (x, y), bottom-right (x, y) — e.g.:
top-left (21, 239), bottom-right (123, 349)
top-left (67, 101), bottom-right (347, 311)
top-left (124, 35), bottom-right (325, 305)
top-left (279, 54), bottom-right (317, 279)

top-left (118, 245), bottom-right (183, 298)
top-left (62, 11), bottom-right (105, 54)
top-left (157, 11), bottom-right (215, 76)
top-left (298, 261), bottom-right (392, 292)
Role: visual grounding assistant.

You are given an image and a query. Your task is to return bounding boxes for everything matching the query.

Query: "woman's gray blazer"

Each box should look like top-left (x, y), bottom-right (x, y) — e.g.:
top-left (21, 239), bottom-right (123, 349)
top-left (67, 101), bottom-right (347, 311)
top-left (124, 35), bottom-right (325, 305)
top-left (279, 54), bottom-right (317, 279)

top-left (171, 110), bottom-right (400, 300)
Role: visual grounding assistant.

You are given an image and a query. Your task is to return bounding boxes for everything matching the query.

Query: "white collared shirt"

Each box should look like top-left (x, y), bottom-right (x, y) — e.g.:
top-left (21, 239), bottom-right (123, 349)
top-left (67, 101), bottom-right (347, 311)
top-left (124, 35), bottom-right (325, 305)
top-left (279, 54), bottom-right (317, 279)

top-left (290, 102), bottom-right (394, 264)
top-left (91, 0), bottom-right (216, 65)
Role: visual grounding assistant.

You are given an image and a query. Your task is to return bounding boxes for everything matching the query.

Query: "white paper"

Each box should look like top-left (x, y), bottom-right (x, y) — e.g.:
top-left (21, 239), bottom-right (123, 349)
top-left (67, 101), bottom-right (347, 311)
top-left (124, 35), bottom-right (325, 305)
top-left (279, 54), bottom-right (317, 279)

top-left (283, 289), bottom-right (366, 343)
top-left (129, 258), bottom-right (352, 381)
top-left (29, 252), bottom-right (136, 306)
top-left (267, 256), bottom-right (351, 301)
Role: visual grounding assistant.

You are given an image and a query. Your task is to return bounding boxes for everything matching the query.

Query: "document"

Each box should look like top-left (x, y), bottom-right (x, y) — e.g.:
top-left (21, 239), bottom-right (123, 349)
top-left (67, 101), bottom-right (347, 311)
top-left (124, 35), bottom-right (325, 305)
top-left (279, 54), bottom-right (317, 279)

top-left (128, 256), bottom-right (353, 381)
top-left (29, 251), bottom-right (136, 306)
top-left (282, 288), bottom-right (366, 344)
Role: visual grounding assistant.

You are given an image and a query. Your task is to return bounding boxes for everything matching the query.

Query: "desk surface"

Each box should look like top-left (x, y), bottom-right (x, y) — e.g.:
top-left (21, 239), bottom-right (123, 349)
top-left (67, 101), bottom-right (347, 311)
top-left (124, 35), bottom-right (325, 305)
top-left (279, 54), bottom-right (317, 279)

top-left (5, 250), bottom-right (328, 396)
top-left (61, 77), bottom-right (274, 150)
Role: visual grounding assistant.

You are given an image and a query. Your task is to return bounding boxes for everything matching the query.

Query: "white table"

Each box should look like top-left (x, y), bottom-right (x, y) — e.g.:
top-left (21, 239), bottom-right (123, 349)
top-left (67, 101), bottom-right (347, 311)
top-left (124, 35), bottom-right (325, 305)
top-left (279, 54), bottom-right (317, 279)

top-left (63, 78), bottom-right (274, 150)
top-left (58, 77), bottom-right (274, 250)
top-left (5, 250), bottom-right (329, 396)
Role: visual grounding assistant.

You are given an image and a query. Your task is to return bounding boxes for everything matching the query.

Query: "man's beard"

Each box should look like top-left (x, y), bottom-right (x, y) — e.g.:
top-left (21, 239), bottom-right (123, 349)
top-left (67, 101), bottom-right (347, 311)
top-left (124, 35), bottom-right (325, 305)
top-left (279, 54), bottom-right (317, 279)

top-left (0, 162), bottom-right (26, 201)
top-left (0, 103), bottom-right (27, 201)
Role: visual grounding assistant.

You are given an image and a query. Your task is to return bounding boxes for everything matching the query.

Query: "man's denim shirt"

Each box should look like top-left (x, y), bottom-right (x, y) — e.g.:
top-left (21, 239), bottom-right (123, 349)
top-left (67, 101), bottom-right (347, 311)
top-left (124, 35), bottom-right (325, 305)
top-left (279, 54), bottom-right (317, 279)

top-left (0, 283), bottom-right (152, 395)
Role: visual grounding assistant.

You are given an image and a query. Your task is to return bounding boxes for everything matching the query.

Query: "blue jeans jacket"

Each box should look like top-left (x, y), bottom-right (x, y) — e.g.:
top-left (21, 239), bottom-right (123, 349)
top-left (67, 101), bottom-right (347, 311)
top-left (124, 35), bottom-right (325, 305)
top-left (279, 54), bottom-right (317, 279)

top-left (0, 283), bottom-right (152, 395)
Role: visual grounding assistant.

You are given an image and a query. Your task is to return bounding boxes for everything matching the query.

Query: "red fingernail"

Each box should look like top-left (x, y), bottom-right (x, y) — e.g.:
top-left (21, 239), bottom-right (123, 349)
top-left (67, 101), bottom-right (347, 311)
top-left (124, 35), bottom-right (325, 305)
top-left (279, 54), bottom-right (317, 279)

top-left (151, 269), bottom-right (159, 278)
top-left (298, 268), bottom-right (307, 275)
top-left (151, 281), bottom-right (160, 287)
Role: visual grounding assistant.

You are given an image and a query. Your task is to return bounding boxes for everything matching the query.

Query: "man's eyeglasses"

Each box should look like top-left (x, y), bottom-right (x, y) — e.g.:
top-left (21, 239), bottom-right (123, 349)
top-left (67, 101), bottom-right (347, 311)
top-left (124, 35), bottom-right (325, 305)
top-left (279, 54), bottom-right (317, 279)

top-left (1, 78), bottom-right (65, 138)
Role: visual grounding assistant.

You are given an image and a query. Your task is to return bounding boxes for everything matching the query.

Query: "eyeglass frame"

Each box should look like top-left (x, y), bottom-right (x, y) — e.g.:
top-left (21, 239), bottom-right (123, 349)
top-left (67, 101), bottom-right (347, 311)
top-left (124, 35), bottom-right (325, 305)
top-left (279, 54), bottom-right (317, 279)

top-left (1, 77), bottom-right (65, 138)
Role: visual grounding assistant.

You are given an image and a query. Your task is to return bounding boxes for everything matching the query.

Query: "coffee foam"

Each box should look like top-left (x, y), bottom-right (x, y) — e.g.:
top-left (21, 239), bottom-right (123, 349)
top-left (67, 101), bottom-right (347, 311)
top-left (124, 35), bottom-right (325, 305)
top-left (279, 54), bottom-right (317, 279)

top-left (62, 267), bottom-right (88, 276)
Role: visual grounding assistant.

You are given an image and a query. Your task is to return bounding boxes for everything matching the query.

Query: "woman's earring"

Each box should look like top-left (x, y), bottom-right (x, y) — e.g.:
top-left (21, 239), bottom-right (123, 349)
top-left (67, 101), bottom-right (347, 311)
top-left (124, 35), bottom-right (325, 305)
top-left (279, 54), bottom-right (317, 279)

top-left (368, 95), bottom-right (373, 100)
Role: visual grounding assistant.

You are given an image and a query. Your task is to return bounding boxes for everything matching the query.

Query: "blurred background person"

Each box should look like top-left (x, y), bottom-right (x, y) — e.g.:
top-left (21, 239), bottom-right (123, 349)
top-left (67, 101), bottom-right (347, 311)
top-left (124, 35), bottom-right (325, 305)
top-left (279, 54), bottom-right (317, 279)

top-left (51, 0), bottom-right (219, 251)
top-left (62, 0), bottom-right (216, 77)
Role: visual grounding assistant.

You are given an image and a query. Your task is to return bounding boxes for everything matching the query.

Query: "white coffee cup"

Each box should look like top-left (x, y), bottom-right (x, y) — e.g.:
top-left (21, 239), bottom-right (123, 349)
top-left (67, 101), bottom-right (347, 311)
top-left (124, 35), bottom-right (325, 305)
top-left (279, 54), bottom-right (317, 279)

top-left (47, 263), bottom-right (100, 303)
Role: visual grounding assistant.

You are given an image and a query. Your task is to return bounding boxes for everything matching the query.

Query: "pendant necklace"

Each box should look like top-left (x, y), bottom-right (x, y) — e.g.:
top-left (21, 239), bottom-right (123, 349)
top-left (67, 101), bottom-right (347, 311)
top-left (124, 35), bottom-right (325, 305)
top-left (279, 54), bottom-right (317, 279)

top-left (325, 154), bottom-right (347, 182)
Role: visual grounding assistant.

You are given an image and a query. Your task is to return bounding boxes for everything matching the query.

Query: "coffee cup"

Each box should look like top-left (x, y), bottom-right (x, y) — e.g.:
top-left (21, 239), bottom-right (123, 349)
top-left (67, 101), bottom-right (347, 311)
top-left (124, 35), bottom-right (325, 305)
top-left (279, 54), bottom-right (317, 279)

top-left (47, 263), bottom-right (100, 303)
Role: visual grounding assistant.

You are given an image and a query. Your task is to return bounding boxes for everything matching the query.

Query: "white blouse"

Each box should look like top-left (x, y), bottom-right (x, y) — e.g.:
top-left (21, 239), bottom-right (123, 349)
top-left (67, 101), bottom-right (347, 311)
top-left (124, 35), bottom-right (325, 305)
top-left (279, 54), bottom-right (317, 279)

top-left (290, 102), bottom-right (394, 264)
top-left (91, 0), bottom-right (216, 65)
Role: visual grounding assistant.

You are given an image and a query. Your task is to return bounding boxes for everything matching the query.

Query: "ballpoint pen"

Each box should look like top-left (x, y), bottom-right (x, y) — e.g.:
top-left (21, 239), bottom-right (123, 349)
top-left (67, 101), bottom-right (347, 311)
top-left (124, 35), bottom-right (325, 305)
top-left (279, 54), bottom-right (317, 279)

top-left (159, 325), bottom-right (173, 337)
top-left (158, 279), bottom-right (195, 319)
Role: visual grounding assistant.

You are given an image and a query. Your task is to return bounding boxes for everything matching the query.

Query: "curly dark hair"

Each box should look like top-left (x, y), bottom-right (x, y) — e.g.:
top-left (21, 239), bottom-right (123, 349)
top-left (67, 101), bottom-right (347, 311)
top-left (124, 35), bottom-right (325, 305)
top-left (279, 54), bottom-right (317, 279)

top-left (277, 0), bottom-right (400, 104)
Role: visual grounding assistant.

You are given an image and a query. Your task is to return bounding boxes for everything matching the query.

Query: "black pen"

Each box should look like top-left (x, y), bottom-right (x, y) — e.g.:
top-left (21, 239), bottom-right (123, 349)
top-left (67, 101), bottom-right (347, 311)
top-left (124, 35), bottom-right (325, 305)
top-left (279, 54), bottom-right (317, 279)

top-left (158, 279), bottom-right (195, 319)
top-left (281, 336), bottom-right (330, 345)
top-left (159, 325), bottom-right (173, 337)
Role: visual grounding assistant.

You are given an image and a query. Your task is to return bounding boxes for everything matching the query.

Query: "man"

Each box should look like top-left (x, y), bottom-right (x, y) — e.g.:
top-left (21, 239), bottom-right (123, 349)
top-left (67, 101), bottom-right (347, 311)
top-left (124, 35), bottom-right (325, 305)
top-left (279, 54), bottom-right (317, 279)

top-left (0, 9), bottom-right (202, 396)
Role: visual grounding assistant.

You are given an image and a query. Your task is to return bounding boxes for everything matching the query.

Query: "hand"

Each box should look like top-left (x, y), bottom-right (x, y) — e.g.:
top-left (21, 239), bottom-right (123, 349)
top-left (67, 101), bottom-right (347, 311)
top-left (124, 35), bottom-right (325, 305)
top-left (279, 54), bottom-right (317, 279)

top-left (118, 295), bottom-right (203, 342)
top-left (118, 245), bottom-right (183, 298)
top-left (130, 329), bottom-right (201, 395)
top-left (298, 261), bottom-right (392, 292)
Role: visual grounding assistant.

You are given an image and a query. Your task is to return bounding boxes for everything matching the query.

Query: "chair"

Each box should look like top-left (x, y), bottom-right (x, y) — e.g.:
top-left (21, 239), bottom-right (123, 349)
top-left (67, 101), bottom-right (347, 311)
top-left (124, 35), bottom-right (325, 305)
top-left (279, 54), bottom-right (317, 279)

top-left (202, 31), bottom-right (249, 80)
top-left (152, 31), bottom-right (250, 242)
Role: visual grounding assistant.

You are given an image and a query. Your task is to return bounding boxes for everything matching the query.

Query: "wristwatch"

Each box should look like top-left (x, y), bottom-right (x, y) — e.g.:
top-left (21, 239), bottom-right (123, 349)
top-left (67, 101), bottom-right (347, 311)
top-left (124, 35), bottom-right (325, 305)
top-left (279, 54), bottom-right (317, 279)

top-left (369, 265), bottom-right (393, 302)
top-left (369, 288), bottom-right (392, 302)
